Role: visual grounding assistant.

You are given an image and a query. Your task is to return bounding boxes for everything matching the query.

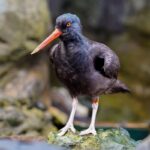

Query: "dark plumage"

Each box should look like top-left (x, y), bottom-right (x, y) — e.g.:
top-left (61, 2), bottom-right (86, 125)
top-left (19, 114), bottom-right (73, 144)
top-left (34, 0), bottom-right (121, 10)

top-left (50, 13), bottom-right (129, 97)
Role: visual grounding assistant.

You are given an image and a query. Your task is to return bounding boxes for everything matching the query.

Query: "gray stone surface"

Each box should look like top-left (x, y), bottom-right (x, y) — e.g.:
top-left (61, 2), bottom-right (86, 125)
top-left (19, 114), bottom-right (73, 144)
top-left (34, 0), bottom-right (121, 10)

top-left (0, 139), bottom-right (66, 150)
top-left (136, 135), bottom-right (150, 150)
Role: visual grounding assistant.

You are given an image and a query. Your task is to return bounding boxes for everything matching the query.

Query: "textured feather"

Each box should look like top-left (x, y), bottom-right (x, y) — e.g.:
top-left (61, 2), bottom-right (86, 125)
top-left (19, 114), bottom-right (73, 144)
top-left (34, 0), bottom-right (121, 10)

top-left (91, 42), bottom-right (120, 79)
top-left (106, 80), bottom-right (130, 94)
top-left (49, 44), bottom-right (59, 64)
top-left (48, 30), bottom-right (128, 97)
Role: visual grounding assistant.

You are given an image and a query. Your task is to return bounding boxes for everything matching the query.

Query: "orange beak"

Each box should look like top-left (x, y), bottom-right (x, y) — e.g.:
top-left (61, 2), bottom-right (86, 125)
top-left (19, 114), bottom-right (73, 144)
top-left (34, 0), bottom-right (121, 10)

top-left (31, 28), bottom-right (62, 55)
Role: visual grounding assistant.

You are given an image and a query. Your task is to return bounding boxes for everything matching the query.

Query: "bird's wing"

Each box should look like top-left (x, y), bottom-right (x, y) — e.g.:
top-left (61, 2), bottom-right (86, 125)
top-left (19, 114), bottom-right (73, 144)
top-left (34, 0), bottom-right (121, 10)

top-left (92, 43), bottom-right (120, 79)
top-left (49, 43), bottom-right (59, 63)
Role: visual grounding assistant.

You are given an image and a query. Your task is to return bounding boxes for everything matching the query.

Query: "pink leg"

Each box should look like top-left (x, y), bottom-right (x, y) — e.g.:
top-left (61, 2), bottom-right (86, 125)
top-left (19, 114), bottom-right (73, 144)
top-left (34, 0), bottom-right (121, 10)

top-left (58, 97), bottom-right (78, 136)
top-left (80, 97), bottom-right (99, 135)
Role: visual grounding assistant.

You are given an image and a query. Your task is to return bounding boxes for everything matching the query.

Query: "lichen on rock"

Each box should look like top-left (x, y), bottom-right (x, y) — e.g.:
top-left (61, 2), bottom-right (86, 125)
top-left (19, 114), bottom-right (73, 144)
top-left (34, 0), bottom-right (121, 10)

top-left (48, 128), bottom-right (139, 150)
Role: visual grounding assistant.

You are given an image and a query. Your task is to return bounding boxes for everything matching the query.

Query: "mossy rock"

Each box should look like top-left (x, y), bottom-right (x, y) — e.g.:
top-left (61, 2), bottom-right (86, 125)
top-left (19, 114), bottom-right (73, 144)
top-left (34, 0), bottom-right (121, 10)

top-left (0, 0), bottom-right (51, 62)
top-left (48, 128), bottom-right (139, 150)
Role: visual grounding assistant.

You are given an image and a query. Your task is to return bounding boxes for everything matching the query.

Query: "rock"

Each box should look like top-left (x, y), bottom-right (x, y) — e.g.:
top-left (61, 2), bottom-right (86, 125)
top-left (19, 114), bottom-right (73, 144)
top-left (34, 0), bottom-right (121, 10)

top-left (0, 59), bottom-right (50, 106)
top-left (0, 0), bottom-right (51, 61)
top-left (0, 139), bottom-right (66, 150)
top-left (0, 0), bottom-right (51, 104)
top-left (0, 105), bottom-right (57, 136)
top-left (136, 135), bottom-right (150, 150)
top-left (0, 106), bottom-right (25, 126)
top-left (48, 128), bottom-right (139, 150)
top-left (0, 0), bottom-right (54, 136)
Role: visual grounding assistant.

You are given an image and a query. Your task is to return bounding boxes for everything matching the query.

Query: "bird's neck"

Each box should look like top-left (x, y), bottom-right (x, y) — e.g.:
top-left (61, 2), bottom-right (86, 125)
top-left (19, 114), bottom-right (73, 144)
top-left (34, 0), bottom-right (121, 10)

top-left (61, 31), bottom-right (85, 44)
top-left (60, 32), bottom-right (87, 53)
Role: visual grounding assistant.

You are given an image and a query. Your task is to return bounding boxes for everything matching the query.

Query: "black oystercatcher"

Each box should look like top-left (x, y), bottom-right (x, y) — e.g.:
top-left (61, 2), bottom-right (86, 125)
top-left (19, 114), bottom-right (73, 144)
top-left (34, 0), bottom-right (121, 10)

top-left (31, 13), bottom-right (129, 136)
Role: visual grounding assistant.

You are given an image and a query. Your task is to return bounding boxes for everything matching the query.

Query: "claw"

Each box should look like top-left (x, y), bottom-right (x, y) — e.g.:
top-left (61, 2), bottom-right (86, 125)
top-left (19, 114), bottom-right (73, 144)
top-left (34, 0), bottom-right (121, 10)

top-left (58, 124), bottom-right (76, 136)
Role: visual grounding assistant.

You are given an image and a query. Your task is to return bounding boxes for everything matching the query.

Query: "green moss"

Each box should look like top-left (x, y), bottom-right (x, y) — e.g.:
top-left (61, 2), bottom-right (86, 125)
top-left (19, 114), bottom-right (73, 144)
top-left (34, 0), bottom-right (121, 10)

top-left (48, 128), bottom-right (139, 150)
top-left (48, 130), bottom-right (82, 148)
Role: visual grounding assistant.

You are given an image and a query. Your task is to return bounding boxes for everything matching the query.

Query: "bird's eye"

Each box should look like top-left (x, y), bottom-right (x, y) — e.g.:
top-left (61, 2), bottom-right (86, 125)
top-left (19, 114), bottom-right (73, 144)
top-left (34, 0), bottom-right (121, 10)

top-left (66, 22), bottom-right (71, 27)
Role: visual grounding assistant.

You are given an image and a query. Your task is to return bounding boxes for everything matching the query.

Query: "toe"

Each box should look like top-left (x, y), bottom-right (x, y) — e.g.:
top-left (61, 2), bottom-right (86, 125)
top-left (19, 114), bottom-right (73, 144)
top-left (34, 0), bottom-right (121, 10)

top-left (58, 127), bottom-right (68, 136)
top-left (92, 130), bottom-right (97, 135)
top-left (79, 129), bottom-right (88, 136)
top-left (58, 129), bottom-right (67, 136)
top-left (70, 125), bottom-right (76, 133)
top-left (79, 131), bottom-right (86, 136)
top-left (57, 124), bottom-right (76, 136)
top-left (58, 131), bottom-right (65, 136)
top-left (79, 128), bottom-right (97, 136)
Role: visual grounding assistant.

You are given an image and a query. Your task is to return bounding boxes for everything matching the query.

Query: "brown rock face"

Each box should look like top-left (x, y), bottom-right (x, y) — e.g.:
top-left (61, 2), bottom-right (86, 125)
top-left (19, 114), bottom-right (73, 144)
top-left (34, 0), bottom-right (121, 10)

top-left (0, 0), bottom-right (54, 136)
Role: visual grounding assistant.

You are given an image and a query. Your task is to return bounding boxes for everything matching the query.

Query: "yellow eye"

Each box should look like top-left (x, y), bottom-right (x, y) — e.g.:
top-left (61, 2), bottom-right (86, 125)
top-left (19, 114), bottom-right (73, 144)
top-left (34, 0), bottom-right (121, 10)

top-left (66, 22), bottom-right (71, 27)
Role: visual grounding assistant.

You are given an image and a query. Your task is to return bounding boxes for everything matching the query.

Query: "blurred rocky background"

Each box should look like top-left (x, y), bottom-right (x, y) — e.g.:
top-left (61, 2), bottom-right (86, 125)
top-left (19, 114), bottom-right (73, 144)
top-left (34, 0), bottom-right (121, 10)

top-left (0, 0), bottom-right (149, 137)
top-left (0, 0), bottom-right (53, 136)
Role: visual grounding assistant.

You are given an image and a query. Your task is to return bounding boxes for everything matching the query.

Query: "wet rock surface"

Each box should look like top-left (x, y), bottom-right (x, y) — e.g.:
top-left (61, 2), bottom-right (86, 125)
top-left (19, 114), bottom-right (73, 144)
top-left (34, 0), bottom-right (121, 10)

top-left (48, 128), bottom-right (139, 150)
top-left (0, 139), bottom-right (66, 150)
top-left (137, 135), bottom-right (150, 150)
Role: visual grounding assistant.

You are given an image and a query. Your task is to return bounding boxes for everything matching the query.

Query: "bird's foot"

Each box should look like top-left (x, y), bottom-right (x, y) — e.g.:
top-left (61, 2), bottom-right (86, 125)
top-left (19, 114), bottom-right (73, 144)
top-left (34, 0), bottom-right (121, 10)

top-left (58, 123), bottom-right (76, 136)
top-left (80, 126), bottom-right (96, 136)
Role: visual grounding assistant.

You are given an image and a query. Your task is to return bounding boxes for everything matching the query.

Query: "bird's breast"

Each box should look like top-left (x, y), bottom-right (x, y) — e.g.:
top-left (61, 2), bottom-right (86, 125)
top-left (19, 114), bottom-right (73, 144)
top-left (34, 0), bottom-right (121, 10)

top-left (54, 49), bottom-right (91, 73)
top-left (53, 49), bottom-right (94, 93)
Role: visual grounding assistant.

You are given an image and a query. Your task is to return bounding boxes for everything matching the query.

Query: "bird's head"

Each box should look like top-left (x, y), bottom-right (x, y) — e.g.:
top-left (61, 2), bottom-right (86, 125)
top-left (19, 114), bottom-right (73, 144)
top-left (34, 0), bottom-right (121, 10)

top-left (56, 13), bottom-right (81, 35)
top-left (31, 13), bottom-right (81, 55)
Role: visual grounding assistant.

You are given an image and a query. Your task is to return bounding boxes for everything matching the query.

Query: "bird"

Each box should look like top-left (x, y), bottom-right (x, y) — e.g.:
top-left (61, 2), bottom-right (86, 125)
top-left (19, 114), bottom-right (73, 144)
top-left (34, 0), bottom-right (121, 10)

top-left (31, 13), bottom-right (129, 136)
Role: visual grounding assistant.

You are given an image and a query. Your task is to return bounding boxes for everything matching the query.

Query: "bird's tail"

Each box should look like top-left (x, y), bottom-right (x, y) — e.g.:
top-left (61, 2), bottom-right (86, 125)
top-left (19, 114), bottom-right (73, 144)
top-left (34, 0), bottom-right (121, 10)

top-left (107, 80), bottom-right (130, 94)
